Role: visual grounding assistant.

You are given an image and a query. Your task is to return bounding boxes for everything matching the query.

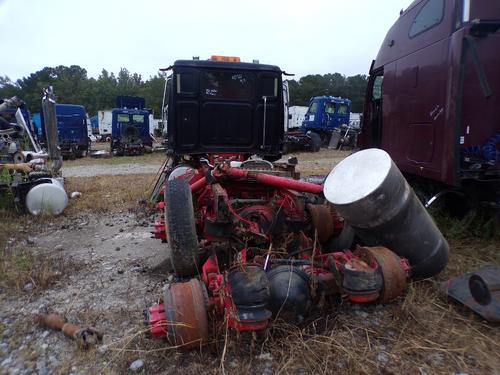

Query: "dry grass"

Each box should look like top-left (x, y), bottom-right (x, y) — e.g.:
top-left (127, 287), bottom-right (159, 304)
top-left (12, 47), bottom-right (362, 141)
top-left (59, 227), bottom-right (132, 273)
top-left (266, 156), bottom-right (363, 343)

top-left (290, 149), bottom-right (351, 176)
top-left (258, 285), bottom-right (500, 374)
top-left (0, 213), bottom-right (80, 295)
top-left (0, 248), bottom-right (76, 294)
top-left (64, 173), bottom-right (157, 214)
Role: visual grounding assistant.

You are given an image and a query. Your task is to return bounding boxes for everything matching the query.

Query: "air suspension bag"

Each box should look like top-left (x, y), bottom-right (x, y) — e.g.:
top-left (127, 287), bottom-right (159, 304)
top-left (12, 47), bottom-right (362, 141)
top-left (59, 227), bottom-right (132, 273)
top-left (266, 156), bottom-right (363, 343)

top-left (228, 265), bottom-right (271, 322)
top-left (267, 265), bottom-right (311, 321)
top-left (324, 148), bottom-right (449, 278)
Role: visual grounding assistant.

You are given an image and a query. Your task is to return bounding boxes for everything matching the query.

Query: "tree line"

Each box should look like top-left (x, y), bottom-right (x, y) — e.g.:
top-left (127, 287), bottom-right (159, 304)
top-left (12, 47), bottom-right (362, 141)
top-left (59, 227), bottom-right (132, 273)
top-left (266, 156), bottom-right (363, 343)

top-left (288, 73), bottom-right (368, 112)
top-left (0, 65), bottom-right (368, 116)
top-left (0, 66), bottom-right (166, 117)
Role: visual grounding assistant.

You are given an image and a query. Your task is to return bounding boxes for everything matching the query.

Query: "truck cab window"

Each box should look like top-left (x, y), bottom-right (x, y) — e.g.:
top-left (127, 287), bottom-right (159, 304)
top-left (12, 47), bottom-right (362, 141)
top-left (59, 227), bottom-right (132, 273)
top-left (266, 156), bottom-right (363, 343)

top-left (132, 115), bottom-right (145, 123)
top-left (308, 102), bottom-right (319, 115)
top-left (409, 0), bottom-right (445, 38)
top-left (201, 71), bottom-right (253, 100)
top-left (117, 114), bottom-right (129, 123)
top-left (338, 104), bottom-right (348, 115)
top-left (372, 76), bottom-right (383, 100)
top-left (176, 72), bottom-right (197, 95)
top-left (325, 102), bottom-right (336, 114)
top-left (259, 77), bottom-right (278, 98)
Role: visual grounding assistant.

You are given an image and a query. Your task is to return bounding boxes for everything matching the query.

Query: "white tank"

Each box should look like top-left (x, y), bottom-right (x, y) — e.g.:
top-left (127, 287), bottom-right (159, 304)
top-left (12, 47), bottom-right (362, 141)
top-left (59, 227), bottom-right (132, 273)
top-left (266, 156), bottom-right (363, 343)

top-left (26, 179), bottom-right (68, 215)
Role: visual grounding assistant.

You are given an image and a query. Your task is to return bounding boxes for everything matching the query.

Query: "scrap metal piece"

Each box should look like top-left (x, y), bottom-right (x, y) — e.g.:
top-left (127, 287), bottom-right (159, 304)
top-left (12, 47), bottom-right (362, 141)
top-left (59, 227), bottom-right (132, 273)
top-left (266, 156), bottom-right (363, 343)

top-left (442, 265), bottom-right (500, 323)
top-left (0, 97), bottom-right (22, 113)
top-left (34, 313), bottom-right (103, 349)
top-left (469, 273), bottom-right (500, 306)
top-left (355, 246), bottom-right (408, 303)
top-left (41, 87), bottom-right (62, 174)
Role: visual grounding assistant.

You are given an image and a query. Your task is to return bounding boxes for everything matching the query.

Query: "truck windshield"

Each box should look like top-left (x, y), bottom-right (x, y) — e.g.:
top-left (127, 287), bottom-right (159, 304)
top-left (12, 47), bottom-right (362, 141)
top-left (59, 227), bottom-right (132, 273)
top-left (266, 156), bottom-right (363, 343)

top-left (132, 115), bottom-right (145, 123)
top-left (325, 102), bottom-right (336, 114)
top-left (117, 114), bottom-right (146, 123)
top-left (308, 102), bottom-right (318, 115)
top-left (201, 71), bottom-right (253, 100)
top-left (338, 104), bottom-right (348, 115)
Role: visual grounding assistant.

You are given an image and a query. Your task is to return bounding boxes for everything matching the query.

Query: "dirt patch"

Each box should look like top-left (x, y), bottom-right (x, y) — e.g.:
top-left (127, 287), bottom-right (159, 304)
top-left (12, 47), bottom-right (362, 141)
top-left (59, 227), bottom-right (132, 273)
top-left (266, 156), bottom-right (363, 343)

top-left (0, 211), bottom-right (169, 375)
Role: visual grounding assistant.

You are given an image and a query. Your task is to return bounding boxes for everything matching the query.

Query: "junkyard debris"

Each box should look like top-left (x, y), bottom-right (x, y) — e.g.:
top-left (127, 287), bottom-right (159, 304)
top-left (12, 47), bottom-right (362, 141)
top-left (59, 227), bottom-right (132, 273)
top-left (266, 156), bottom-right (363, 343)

top-left (34, 313), bottom-right (103, 349)
top-left (442, 265), bottom-right (500, 323)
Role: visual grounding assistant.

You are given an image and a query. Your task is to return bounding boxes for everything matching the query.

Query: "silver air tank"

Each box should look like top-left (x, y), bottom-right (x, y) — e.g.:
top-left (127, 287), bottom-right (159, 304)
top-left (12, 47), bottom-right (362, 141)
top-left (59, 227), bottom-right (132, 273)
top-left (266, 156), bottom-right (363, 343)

top-left (324, 148), bottom-right (449, 278)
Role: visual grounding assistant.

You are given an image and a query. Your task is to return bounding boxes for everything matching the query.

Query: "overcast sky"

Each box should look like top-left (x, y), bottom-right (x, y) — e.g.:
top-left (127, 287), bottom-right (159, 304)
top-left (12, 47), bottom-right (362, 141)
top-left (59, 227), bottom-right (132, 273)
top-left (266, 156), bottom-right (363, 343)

top-left (0, 0), bottom-right (409, 81)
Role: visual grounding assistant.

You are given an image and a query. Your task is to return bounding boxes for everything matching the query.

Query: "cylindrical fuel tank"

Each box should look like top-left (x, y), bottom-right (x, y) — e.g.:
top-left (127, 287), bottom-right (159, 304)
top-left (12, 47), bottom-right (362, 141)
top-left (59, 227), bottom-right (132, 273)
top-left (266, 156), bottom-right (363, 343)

top-left (26, 178), bottom-right (68, 216)
top-left (323, 149), bottom-right (449, 278)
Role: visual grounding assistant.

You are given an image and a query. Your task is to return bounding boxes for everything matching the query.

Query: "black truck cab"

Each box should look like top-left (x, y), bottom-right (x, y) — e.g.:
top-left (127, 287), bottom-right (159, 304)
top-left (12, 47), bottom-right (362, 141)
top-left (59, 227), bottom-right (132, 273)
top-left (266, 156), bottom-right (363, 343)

top-left (166, 59), bottom-right (284, 160)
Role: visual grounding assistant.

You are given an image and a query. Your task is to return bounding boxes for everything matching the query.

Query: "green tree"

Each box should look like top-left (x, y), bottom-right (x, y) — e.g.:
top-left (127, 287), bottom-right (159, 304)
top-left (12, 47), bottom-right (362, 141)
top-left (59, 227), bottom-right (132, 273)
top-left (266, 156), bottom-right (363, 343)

top-left (288, 73), bottom-right (367, 112)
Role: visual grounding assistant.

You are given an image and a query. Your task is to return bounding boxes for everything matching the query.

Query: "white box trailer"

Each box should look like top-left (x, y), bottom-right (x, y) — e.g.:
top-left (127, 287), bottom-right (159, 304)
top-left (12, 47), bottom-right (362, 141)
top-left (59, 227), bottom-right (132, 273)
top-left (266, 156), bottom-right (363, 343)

top-left (288, 106), bottom-right (308, 129)
top-left (149, 115), bottom-right (161, 135)
top-left (98, 110), bottom-right (112, 137)
top-left (349, 113), bottom-right (361, 129)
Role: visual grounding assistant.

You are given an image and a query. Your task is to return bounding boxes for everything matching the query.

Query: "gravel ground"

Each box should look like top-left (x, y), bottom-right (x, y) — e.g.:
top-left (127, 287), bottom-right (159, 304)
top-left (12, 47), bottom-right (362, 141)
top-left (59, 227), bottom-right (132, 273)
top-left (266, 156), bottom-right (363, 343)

top-left (62, 163), bottom-right (164, 178)
top-left (61, 148), bottom-right (349, 178)
top-left (0, 211), bottom-right (170, 374)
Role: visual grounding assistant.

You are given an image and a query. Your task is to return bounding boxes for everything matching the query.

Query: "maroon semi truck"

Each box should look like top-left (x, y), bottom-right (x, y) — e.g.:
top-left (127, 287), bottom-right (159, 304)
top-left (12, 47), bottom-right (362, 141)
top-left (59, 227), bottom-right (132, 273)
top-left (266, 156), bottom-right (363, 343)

top-left (361, 0), bottom-right (499, 200)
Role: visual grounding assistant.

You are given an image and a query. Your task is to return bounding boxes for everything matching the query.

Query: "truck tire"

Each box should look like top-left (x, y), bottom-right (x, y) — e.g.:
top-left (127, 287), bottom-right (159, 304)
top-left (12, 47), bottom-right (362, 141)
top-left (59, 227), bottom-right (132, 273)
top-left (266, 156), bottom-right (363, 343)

top-left (309, 132), bottom-right (321, 152)
top-left (164, 179), bottom-right (200, 277)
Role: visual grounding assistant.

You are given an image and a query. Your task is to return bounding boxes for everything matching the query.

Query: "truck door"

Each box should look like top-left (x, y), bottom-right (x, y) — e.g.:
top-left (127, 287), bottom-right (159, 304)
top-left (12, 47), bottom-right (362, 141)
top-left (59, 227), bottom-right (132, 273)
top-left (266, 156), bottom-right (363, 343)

top-left (323, 101), bottom-right (337, 129)
top-left (361, 70), bottom-right (383, 148)
top-left (378, 0), bottom-right (452, 181)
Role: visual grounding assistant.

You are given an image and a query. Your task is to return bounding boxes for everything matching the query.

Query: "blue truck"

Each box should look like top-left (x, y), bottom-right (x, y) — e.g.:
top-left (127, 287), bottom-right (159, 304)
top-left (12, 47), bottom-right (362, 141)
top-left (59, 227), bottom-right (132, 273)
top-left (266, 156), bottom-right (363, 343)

top-left (301, 96), bottom-right (352, 146)
top-left (56, 104), bottom-right (89, 159)
top-left (283, 95), bottom-right (354, 153)
top-left (39, 104), bottom-right (89, 159)
top-left (111, 96), bottom-right (152, 156)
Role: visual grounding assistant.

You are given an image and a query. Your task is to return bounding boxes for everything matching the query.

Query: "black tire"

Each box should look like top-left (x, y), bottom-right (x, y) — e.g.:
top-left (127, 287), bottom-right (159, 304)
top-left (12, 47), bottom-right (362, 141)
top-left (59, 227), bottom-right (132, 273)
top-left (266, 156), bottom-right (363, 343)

top-left (165, 179), bottom-right (200, 277)
top-left (309, 132), bottom-right (321, 152)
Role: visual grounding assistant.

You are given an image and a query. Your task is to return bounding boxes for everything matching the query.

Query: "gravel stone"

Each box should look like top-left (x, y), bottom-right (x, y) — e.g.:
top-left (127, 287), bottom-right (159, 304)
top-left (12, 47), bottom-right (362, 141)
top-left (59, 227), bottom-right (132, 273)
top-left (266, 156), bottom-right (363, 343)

top-left (23, 283), bottom-right (34, 292)
top-left (129, 359), bottom-right (145, 373)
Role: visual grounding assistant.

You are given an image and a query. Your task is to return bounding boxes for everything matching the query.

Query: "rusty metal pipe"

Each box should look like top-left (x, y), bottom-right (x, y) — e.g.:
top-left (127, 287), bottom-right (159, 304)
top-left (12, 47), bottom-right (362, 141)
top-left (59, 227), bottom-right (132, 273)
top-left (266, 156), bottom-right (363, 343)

top-left (223, 167), bottom-right (323, 194)
top-left (35, 313), bottom-right (103, 349)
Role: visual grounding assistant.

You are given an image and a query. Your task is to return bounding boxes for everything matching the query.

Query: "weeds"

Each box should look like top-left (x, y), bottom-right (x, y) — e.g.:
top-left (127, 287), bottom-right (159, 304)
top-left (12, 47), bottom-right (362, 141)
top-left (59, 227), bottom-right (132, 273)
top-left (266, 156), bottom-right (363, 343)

top-left (430, 201), bottom-right (500, 241)
top-left (0, 246), bottom-right (79, 294)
